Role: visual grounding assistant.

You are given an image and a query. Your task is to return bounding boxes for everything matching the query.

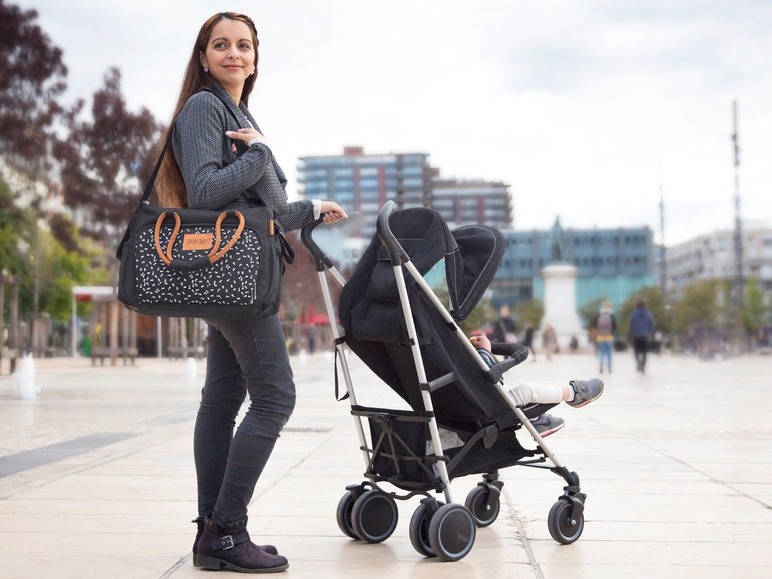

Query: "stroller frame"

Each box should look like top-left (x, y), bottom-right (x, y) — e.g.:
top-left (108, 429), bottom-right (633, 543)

top-left (301, 201), bottom-right (587, 561)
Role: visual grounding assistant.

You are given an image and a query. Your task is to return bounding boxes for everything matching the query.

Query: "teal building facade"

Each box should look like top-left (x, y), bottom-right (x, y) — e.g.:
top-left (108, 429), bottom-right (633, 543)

top-left (492, 225), bottom-right (656, 310)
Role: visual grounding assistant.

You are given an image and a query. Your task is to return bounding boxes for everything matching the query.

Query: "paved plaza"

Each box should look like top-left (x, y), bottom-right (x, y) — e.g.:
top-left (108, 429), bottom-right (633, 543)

top-left (1, 348), bottom-right (771, 578)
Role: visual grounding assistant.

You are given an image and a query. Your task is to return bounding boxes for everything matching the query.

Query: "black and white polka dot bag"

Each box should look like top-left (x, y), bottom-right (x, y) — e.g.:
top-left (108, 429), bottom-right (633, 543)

top-left (118, 204), bottom-right (283, 319)
top-left (118, 202), bottom-right (284, 318)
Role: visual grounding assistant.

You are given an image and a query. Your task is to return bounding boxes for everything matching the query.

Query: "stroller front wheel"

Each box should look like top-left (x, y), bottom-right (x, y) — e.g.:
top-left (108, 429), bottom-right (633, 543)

top-left (465, 485), bottom-right (501, 527)
top-left (547, 497), bottom-right (585, 544)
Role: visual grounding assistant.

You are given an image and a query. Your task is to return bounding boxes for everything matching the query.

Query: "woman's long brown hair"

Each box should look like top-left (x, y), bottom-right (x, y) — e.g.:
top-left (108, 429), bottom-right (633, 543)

top-left (155, 12), bottom-right (259, 208)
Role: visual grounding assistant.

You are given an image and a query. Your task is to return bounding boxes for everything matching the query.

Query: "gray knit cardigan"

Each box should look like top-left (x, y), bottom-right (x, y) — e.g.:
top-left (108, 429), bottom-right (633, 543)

top-left (172, 81), bottom-right (314, 232)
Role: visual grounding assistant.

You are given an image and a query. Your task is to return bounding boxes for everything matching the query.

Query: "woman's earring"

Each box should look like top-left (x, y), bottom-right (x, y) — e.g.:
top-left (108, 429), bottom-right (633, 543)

top-left (203, 66), bottom-right (209, 73)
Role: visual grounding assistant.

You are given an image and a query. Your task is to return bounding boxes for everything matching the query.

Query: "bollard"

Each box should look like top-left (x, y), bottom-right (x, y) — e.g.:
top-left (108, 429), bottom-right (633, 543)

top-left (15, 353), bottom-right (38, 401)
top-left (185, 356), bottom-right (197, 386)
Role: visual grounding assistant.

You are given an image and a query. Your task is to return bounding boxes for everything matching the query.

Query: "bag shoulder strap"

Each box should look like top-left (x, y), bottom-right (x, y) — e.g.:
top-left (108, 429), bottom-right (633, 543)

top-left (117, 88), bottom-right (278, 260)
top-left (116, 129), bottom-right (171, 259)
top-left (200, 88), bottom-right (277, 216)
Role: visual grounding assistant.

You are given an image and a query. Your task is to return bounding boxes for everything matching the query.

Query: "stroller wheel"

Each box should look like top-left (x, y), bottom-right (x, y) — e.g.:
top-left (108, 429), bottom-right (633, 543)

top-left (351, 490), bottom-right (399, 543)
top-left (409, 501), bottom-right (443, 558)
top-left (428, 504), bottom-right (476, 562)
top-left (547, 498), bottom-right (585, 544)
top-left (335, 491), bottom-right (359, 540)
top-left (465, 485), bottom-right (501, 527)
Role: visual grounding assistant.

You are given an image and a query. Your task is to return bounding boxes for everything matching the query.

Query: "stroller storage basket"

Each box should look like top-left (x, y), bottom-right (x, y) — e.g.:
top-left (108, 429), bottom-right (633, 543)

top-left (356, 406), bottom-right (443, 490)
top-left (357, 405), bottom-right (540, 489)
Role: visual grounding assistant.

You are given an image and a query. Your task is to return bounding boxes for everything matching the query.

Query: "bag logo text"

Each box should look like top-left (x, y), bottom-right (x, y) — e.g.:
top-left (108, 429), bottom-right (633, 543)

top-left (182, 233), bottom-right (214, 251)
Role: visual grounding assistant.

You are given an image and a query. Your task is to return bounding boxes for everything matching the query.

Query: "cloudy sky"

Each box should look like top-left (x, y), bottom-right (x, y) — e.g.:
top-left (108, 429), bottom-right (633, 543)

top-left (19, 0), bottom-right (772, 244)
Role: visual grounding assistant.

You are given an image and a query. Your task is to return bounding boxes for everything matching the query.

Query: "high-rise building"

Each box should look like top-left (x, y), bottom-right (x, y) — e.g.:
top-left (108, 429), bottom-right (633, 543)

top-left (431, 176), bottom-right (512, 229)
top-left (297, 146), bottom-right (432, 239)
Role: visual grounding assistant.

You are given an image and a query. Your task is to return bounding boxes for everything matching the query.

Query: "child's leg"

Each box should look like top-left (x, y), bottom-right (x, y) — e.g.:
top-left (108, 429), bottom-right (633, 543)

top-left (508, 383), bottom-right (570, 406)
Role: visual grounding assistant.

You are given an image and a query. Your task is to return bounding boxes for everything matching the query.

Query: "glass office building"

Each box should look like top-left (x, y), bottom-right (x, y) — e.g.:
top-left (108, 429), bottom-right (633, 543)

top-left (297, 146), bottom-right (432, 239)
top-left (432, 177), bottom-right (512, 230)
top-left (493, 225), bottom-right (656, 309)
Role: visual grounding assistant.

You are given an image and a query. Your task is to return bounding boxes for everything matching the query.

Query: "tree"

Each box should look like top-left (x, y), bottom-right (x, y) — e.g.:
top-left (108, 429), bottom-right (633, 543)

top-left (0, 0), bottom-right (67, 164)
top-left (0, 177), bottom-right (106, 321)
top-left (742, 277), bottom-right (769, 334)
top-left (0, 177), bottom-right (36, 292)
top-left (669, 279), bottom-right (725, 334)
top-left (36, 227), bottom-right (107, 321)
top-left (513, 299), bottom-right (544, 330)
top-left (53, 68), bottom-right (162, 246)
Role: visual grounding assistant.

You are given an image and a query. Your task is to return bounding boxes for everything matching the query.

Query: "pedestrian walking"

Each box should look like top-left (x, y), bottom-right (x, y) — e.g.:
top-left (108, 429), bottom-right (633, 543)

top-left (542, 323), bottom-right (557, 360)
top-left (629, 300), bottom-right (655, 373)
top-left (593, 300), bottom-right (617, 374)
top-left (491, 305), bottom-right (518, 343)
top-left (522, 323), bottom-right (537, 361)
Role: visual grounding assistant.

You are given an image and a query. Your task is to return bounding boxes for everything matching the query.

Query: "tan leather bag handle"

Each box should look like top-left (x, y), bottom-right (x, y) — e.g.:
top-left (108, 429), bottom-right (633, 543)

top-left (154, 210), bottom-right (246, 269)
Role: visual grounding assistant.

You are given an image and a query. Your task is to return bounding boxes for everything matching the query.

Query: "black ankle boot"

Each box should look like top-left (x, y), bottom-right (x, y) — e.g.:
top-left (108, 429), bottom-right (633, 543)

top-left (192, 516), bottom-right (278, 567)
top-left (197, 517), bottom-right (288, 573)
top-left (192, 517), bottom-right (205, 566)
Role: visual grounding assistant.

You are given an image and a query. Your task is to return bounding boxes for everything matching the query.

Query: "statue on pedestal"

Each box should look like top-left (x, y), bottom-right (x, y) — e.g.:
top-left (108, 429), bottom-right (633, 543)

top-left (550, 217), bottom-right (567, 263)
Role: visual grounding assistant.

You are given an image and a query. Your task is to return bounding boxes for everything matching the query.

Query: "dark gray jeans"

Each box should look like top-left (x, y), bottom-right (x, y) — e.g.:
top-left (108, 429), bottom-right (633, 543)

top-left (194, 315), bottom-right (296, 526)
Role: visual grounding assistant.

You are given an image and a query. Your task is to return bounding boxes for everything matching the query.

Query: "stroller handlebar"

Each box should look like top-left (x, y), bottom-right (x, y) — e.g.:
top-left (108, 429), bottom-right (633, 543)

top-left (376, 200), bottom-right (408, 265)
top-left (300, 216), bottom-right (334, 272)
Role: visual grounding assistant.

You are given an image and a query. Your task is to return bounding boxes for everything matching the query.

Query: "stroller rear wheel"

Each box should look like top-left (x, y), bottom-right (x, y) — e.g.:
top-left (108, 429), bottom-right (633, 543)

top-left (351, 490), bottom-right (399, 543)
top-left (547, 497), bottom-right (585, 544)
top-left (335, 491), bottom-right (359, 540)
top-left (465, 485), bottom-right (501, 527)
top-left (409, 500), bottom-right (444, 558)
top-left (428, 504), bottom-right (476, 562)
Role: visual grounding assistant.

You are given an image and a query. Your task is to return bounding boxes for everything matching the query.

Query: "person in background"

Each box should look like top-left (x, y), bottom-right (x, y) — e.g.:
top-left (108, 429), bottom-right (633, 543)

top-left (521, 323), bottom-right (537, 361)
top-left (542, 323), bottom-right (557, 361)
top-left (156, 11), bottom-right (347, 573)
top-left (629, 300), bottom-right (655, 373)
top-left (492, 304), bottom-right (518, 343)
top-left (593, 300), bottom-right (616, 374)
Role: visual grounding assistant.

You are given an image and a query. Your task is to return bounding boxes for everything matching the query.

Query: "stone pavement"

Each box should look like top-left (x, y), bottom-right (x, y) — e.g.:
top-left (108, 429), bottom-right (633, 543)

top-left (1, 348), bottom-right (771, 578)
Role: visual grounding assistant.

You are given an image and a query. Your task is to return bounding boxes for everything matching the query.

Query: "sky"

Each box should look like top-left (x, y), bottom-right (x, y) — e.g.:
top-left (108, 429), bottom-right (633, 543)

top-left (17, 0), bottom-right (772, 245)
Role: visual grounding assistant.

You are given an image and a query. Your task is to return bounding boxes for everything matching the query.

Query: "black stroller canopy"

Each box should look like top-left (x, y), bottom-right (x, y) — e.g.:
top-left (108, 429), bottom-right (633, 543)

top-left (366, 207), bottom-right (505, 322)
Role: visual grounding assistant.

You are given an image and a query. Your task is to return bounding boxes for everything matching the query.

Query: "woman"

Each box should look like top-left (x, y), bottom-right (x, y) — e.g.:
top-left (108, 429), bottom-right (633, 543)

top-left (157, 12), bottom-right (347, 574)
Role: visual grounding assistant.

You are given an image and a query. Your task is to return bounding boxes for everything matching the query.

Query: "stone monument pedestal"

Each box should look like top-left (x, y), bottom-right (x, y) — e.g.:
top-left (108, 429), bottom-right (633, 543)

top-left (540, 263), bottom-right (586, 351)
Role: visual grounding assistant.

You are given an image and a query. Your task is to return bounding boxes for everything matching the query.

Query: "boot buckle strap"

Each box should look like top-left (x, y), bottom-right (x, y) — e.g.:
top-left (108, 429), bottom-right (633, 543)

top-left (220, 535), bottom-right (236, 550)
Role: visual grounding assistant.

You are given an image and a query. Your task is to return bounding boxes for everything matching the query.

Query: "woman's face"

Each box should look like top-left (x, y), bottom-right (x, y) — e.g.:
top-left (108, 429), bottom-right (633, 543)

top-left (200, 18), bottom-right (256, 102)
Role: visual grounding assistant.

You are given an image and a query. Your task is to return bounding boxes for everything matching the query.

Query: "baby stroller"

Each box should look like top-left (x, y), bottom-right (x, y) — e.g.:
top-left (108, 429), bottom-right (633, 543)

top-left (301, 201), bottom-right (591, 562)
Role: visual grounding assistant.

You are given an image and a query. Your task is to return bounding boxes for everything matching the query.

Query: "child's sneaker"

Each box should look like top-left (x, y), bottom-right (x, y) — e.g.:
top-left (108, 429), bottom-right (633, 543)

top-left (529, 414), bottom-right (565, 437)
top-left (567, 378), bottom-right (604, 408)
